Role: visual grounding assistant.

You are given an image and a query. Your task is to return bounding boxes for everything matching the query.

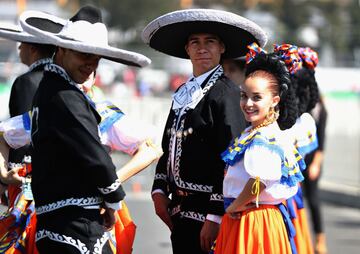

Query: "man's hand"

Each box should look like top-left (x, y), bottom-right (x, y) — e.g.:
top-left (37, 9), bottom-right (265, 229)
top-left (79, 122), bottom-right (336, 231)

top-left (100, 207), bottom-right (117, 231)
top-left (152, 192), bottom-right (173, 231)
top-left (200, 220), bottom-right (219, 252)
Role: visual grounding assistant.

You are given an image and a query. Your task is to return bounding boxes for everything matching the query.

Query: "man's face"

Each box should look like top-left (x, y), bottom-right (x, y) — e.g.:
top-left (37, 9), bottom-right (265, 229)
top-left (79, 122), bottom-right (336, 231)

top-left (18, 42), bottom-right (32, 66)
top-left (57, 48), bottom-right (100, 84)
top-left (185, 33), bottom-right (225, 76)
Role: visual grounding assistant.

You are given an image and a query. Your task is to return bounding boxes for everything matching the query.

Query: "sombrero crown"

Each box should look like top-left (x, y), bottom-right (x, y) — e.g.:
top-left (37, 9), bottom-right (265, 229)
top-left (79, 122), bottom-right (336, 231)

top-left (142, 9), bottom-right (268, 59)
top-left (20, 6), bottom-right (151, 67)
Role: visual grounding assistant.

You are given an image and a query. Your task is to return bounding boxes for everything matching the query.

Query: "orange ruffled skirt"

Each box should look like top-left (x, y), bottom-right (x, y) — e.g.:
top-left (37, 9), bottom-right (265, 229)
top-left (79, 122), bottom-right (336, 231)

top-left (214, 205), bottom-right (292, 254)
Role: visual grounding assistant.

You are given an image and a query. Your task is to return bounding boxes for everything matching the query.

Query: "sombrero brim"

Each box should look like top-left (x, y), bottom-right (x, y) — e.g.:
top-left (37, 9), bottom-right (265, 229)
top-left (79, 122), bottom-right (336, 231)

top-left (142, 9), bottom-right (268, 59)
top-left (20, 11), bottom-right (151, 67)
top-left (0, 22), bottom-right (58, 44)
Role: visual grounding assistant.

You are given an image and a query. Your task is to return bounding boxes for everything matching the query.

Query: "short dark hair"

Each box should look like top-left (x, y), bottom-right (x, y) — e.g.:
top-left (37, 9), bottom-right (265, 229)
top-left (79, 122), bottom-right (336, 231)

top-left (31, 43), bottom-right (55, 58)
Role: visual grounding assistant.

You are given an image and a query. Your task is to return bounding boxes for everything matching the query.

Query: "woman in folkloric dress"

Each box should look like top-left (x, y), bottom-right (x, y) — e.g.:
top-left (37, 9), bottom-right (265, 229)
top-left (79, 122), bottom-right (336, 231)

top-left (213, 43), bottom-right (304, 254)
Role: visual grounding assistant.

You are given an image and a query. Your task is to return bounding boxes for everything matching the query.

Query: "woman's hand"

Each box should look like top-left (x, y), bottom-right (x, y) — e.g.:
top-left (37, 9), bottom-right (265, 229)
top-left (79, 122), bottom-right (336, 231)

top-left (1, 165), bottom-right (24, 185)
top-left (226, 203), bottom-right (256, 219)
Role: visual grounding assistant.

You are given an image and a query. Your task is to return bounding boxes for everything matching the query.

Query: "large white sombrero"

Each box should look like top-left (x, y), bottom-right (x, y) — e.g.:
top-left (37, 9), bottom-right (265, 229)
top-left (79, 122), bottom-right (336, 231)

top-left (142, 9), bottom-right (268, 59)
top-left (0, 20), bottom-right (64, 44)
top-left (20, 6), bottom-right (151, 67)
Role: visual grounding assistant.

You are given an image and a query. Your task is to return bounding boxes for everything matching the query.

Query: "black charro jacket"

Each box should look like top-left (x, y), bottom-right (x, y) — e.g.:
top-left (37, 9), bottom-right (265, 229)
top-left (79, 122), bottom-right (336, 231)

top-left (30, 67), bottom-right (125, 213)
top-left (153, 73), bottom-right (246, 219)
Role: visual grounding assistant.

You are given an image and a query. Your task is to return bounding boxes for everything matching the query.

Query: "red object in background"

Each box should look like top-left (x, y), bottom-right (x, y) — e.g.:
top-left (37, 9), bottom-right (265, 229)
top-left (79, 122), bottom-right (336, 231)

top-left (170, 74), bottom-right (188, 91)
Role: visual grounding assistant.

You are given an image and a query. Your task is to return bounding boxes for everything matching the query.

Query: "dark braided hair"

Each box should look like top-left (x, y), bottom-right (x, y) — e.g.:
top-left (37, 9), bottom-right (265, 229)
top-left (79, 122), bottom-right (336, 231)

top-left (245, 53), bottom-right (298, 130)
top-left (292, 47), bottom-right (320, 115)
top-left (291, 68), bottom-right (320, 115)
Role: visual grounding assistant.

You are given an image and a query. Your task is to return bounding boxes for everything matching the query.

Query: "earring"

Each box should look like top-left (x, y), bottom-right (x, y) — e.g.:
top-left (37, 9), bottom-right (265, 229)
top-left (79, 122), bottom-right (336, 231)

top-left (266, 107), bottom-right (279, 122)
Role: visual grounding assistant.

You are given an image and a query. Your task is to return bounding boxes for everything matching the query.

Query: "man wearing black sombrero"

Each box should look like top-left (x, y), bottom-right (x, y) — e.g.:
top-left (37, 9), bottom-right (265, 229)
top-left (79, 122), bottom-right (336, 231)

top-left (0, 23), bottom-right (61, 205)
top-left (142, 9), bottom-right (267, 253)
top-left (18, 6), bottom-right (150, 254)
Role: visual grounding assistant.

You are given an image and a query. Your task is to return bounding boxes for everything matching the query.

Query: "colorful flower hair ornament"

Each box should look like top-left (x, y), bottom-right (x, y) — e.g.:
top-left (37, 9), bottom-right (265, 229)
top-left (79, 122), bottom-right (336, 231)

top-left (273, 44), bottom-right (302, 74)
top-left (298, 47), bottom-right (318, 70)
top-left (246, 42), bottom-right (267, 64)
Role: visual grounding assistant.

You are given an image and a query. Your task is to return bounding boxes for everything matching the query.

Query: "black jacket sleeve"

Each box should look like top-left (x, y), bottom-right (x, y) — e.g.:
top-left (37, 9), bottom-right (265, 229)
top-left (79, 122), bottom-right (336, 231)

top-left (207, 79), bottom-right (246, 215)
top-left (151, 108), bottom-right (173, 196)
top-left (53, 90), bottom-right (125, 204)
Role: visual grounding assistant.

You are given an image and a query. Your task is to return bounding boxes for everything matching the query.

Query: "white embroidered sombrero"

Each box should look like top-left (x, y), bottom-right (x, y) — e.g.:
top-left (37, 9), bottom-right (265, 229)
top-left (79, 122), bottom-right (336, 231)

top-left (0, 20), bottom-right (64, 44)
top-left (20, 6), bottom-right (151, 67)
top-left (142, 9), bottom-right (268, 59)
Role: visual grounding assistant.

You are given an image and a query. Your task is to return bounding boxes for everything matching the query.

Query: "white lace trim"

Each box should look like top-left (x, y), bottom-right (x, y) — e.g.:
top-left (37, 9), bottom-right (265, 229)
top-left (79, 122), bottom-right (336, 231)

top-left (180, 211), bottom-right (206, 222)
top-left (98, 179), bottom-right (121, 195)
top-left (35, 197), bottom-right (103, 215)
top-left (36, 229), bottom-right (109, 254)
top-left (210, 193), bottom-right (224, 202)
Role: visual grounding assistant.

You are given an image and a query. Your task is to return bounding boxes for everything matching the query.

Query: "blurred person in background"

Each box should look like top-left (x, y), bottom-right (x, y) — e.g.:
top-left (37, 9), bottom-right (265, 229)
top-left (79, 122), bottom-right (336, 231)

top-left (275, 44), bottom-right (316, 254)
top-left (142, 8), bottom-right (267, 254)
top-left (297, 47), bottom-right (328, 254)
top-left (0, 22), bottom-right (59, 209)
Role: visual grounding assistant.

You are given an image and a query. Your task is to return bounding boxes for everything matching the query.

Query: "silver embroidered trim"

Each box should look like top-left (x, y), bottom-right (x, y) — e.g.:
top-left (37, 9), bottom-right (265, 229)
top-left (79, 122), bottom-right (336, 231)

top-left (210, 193), bottom-right (224, 202)
top-left (171, 118), bottom-right (213, 193)
top-left (36, 229), bottom-right (90, 254)
top-left (45, 63), bottom-right (77, 87)
top-left (154, 173), bottom-right (167, 181)
top-left (180, 211), bottom-right (206, 222)
top-left (98, 179), bottom-right (121, 195)
top-left (28, 58), bottom-right (52, 72)
top-left (93, 232), bottom-right (109, 254)
top-left (35, 197), bottom-right (103, 215)
top-left (8, 162), bottom-right (23, 169)
top-left (45, 63), bottom-right (97, 111)
top-left (170, 205), bottom-right (181, 216)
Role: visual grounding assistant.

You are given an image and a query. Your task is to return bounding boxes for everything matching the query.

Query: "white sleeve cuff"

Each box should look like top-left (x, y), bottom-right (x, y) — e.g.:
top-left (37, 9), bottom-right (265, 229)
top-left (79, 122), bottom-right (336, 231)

top-left (105, 200), bottom-right (122, 211)
top-left (151, 189), bottom-right (166, 196)
top-left (206, 214), bottom-right (222, 224)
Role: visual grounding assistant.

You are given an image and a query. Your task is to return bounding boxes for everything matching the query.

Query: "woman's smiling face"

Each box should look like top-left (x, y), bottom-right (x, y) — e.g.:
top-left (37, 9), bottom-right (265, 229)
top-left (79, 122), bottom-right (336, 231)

top-left (240, 71), bottom-right (280, 127)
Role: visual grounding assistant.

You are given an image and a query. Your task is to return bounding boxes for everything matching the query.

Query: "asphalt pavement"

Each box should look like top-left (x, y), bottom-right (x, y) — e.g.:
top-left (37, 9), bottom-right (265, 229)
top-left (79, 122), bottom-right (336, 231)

top-left (124, 192), bottom-right (360, 254)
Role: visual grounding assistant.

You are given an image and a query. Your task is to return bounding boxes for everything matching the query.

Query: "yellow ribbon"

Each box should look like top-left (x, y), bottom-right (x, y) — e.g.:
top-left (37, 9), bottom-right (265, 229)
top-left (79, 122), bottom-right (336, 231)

top-left (251, 176), bottom-right (260, 208)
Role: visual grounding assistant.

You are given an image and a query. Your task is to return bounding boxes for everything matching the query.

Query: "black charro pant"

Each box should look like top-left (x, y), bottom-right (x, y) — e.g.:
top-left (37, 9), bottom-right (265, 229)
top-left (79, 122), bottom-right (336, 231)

top-left (36, 207), bottom-right (113, 254)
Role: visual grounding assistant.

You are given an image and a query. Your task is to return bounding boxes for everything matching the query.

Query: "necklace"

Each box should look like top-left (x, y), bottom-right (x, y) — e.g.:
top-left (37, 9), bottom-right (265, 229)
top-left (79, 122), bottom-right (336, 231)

top-left (249, 119), bottom-right (275, 133)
